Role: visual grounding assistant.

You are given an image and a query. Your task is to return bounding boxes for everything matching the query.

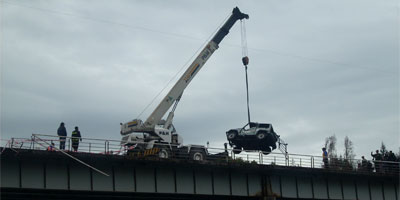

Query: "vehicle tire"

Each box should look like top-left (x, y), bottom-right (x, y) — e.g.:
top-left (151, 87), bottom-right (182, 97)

top-left (233, 147), bottom-right (242, 154)
top-left (158, 148), bottom-right (171, 159)
top-left (262, 146), bottom-right (272, 155)
top-left (271, 143), bottom-right (277, 150)
top-left (256, 132), bottom-right (266, 140)
top-left (190, 150), bottom-right (206, 161)
top-left (227, 131), bottom-right (237, 140)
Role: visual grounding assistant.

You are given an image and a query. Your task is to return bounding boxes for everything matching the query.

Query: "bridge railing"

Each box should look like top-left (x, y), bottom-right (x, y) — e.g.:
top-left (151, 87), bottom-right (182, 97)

top-left (1, 134), bottom-right (399, 176)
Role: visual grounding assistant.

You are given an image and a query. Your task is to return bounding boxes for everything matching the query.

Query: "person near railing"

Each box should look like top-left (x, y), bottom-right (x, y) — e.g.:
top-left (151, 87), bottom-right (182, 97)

top-left (57, 122), bottom-right (67, 150)
top-left (371, 150), bottom-right (382, 173)
top-left (47, 141), bottom-right (55, 151)
top-left (383, 151), bottom-right (397, 174)
top-left (322, 147), bottom-right (328, 168)
top-left (71, 126), bottom-right (82, 152)
top-left (359, 156), bottom-right (372, 172)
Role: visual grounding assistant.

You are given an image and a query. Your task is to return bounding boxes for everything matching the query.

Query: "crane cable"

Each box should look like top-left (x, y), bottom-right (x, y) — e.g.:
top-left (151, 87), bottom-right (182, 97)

top-left (241, 20), bottom-right (251, 124)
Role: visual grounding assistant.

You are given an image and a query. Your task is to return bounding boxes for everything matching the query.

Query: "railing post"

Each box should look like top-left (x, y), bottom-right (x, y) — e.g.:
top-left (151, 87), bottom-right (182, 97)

top-left (286, 154), bottom-right (289, 166)
top-left (105, 141), bottom-right (107, 154)
top-left (311, 156), bottom-right (314, 168)
top-left (31, 135), bottom-right (35, 149)
top-left (11, 138), bottom-right (14, 148)
top-left (68, 138), bottom-right (71, 151)
top-left (89, 143), bottom-right (91, 153)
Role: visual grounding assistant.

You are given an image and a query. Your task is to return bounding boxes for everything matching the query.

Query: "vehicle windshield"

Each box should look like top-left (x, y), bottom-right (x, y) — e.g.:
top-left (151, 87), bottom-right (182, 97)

top-left (242, 122), bottom-right (257, 130)
top-left (259, 124), bottom-right (270, 129)
top-left (249, 122), bottom-right (257, 128)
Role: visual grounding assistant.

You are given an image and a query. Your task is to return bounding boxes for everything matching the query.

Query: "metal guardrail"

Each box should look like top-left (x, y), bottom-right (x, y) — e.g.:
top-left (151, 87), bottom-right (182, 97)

top-left (1, 134), bottom-right (399, 176)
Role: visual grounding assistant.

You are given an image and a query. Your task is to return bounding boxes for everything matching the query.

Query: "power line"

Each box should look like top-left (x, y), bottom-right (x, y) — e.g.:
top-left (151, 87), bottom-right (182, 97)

top-left (221, 43), bottom-right (397, 76)
top-left (1, 0), bottom-right (202, 41)
top-left (2, 0), bottom-right (397, 76)
top-left (247, 47), bottom-right (397, 76)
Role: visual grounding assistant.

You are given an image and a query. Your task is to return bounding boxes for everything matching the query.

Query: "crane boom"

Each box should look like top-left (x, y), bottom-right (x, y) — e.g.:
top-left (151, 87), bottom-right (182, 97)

top-left (121, 7), bottom-right (249, 136)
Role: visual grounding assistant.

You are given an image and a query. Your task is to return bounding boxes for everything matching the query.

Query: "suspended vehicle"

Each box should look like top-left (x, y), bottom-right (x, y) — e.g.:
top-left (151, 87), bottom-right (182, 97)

top-left (225, 25), bottom-right (286, 155)
top-left (226, 122), bottom-right (280, 154)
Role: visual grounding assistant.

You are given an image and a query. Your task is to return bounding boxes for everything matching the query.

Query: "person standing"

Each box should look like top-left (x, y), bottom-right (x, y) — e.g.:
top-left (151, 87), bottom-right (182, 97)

top-left (371, 150), bottom-right (382, 173)
top-left (71, 126), bottom-right (82, 152)
top-left (57, 122), bottom-right (67, 150)
top-left (322, 147), bottom-right (328, 168)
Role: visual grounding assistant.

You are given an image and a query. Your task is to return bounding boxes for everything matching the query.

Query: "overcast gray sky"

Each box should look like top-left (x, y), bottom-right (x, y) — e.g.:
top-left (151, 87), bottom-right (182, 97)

top-left (1, 0), bottom-right (399, 158)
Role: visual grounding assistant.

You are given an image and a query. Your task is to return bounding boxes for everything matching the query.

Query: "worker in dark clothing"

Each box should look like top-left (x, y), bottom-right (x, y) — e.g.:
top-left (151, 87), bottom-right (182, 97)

top-left (361, 156), bottom-right (367, 168)
top-left (371, 150), bottom-right (382, 173)
top-left (387, 151), bottom-right (397, 173)
top-left (71, 126), bottom-right (82, 152)
top-left (360, 156), bottom-right (373, 172)
top-left (388, 151), bottom-right (396, 162)
top-left (57, 122), bottom-right (67, 150)
top-left (322, 147), bottom-right (328, 168)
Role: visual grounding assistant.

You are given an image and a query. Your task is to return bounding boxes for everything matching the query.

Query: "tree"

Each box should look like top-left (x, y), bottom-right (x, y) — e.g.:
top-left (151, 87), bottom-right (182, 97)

top-left (325, 134), bottom-right (337, 159)
top-left (380, 142), bottom-right (387, 155)
top-left (344, 136), bottom-right (356, 165)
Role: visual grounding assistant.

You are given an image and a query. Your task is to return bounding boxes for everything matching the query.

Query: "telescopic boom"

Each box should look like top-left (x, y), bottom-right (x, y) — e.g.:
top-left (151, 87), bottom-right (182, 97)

top-left (121, 7), bottom-right (249, 136)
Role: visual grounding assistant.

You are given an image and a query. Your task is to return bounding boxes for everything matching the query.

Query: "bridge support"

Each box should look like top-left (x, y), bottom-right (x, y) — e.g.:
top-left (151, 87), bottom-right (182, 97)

top-left (1, 149), bottom-right (398, 200)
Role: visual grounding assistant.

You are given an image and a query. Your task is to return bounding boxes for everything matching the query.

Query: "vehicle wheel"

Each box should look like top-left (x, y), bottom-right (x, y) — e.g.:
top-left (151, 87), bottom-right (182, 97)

top-left (271, 143), bottom-right (277, 150)
top-left (191, 150), bottom-right (206, 161)
top-left (262, 146), bottom-right (272, 155)
top-left (256, 132), bottom-right (266, 140)
top-left (227, 131), bottom-right (237, 140)
top-left (233, 147), bottom-right (242, 154)
top-left (158, 148), bottom-right (171, 159)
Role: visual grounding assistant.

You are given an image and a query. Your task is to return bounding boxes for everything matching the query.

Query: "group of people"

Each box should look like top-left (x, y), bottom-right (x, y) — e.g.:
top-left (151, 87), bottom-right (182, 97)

top-left (55, 122), bottom-right (82, 152)
top-left (322, 147), bottom-right (399, 174)
top-left (368, 149), bottom-right (398, 173)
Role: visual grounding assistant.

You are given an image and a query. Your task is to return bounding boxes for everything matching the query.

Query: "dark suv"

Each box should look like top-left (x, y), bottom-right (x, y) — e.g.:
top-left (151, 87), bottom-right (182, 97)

top-left (226, 122), bottom-right (279, 154)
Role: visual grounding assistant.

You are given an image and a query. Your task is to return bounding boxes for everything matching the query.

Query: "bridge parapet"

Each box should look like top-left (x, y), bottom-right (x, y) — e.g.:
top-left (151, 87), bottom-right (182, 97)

top-left (2, 134), bottom-right (399, 176)
top-left (1, 146), bottom-right (398, 200)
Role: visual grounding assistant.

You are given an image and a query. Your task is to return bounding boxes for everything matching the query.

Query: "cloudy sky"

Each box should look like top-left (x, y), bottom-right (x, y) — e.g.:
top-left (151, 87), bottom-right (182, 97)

top-left (1, 0), bottom-right (398, 158)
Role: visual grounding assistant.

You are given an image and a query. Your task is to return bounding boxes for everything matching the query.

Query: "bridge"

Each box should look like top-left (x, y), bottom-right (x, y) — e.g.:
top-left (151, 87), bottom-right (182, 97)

top-left (1, 135), bottom-right (398, 200)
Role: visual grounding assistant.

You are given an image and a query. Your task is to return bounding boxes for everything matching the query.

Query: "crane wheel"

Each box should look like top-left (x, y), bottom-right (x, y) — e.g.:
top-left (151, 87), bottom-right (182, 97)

top-left (158, 148), bottom-right (171, 159)
top-left (190, 150), bottom-right (205, 161)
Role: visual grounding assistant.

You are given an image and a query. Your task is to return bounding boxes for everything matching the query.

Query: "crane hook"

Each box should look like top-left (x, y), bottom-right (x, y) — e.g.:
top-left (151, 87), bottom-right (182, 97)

top-left (242, 56), bottom-right (249, 66)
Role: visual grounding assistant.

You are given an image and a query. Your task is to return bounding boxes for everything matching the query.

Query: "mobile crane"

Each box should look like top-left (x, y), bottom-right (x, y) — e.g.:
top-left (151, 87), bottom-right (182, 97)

top-left (120, 7), bottom-right (249, 160)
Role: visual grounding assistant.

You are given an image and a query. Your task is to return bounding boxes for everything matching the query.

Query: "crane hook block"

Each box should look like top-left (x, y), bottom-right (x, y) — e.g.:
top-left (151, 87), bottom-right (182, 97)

top-left (242, 56), bottom-right (249, 66)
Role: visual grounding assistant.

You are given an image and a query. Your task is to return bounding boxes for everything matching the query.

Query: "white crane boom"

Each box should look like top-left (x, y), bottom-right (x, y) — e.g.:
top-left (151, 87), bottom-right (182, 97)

top-left (121, 7), bottom-right (249, 139)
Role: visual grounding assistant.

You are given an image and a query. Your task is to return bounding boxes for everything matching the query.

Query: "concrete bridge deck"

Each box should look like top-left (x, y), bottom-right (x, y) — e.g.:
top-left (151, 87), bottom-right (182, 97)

top-left (1, 148), bottom-right (398, 200)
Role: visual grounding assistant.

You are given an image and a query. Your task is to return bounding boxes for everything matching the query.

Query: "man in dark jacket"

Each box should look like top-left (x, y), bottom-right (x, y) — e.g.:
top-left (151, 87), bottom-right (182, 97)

top-left (57, 122), bottom-right (67, 150)
top-left (371, 150), bottom-right (382, 173)
top-left (71, 126), bottom-right (82, 152)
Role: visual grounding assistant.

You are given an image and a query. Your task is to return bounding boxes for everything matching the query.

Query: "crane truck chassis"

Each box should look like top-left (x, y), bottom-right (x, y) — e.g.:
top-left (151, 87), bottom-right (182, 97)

top-left (120, 7), bottom-right (249, 161)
